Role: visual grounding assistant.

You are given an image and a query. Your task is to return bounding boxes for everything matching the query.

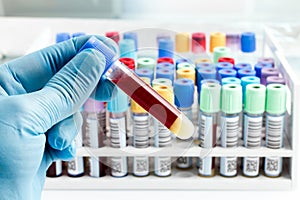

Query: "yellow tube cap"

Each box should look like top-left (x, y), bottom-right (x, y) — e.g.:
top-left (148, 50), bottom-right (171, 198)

top-left (210, 32), bottom-right (226, 53)
top-left (175, 32), bottom-right (190, 53)
top-left (176, 68), bottom-right (196, 83)
top-left (153, 85), bottom-right (174, 104)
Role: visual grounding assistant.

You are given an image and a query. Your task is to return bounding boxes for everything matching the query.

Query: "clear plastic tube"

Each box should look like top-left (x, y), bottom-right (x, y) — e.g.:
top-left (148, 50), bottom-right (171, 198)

top-left (80, 37), bottom-right (194, 140)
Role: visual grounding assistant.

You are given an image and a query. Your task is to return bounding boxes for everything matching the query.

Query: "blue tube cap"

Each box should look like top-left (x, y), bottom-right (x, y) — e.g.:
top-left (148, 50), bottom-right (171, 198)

top-left (195, 63), bottom-right (215, 70)
top-left (254, 62), bottom-right (273, 78)
top-left (156, 68), bottom-right (175, 83)
top-left (222, 77), bottom-right (241, 85)
top-left (157, 62), bottom-right (175, 71)
top-left (241, 76), bottom-right (260, 103)
top-left (56, 32), bottom-right (71, 43)
top-left (72, 32), bottom-right (86, 38)
top-left (135, 68), bottom-right (154, 82)
top-left (196, 68), bottom-right (217, 92)
top-left (219, 69), bottom-right (237, 79)
top-left (174, 78), bottom-right (194, 108)
top-left (176, 58), bottom-right (190, 68)
top-left (79, 36), bottom-right (115, 74)
top-left (216, 62), bottom-right (233, 71)
top-left (119, 39), bottom-right (136, 59)
top-left (241, 32), bottom-right (256, 53)
top-left (123, 32), bottom-right (138, 51)
top-left (234, 63), bottom-right (252, 71)
top-left (237, 69), bottom-right (256, 78)
top-left (158, 38), bottom-right (174, 58)
top-left (107, 87), bottom-right (128, 113)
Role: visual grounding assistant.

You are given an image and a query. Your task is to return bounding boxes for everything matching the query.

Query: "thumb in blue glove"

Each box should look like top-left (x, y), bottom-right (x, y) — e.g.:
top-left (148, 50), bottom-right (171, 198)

top-left (0, 35), bottom-right (117, 200)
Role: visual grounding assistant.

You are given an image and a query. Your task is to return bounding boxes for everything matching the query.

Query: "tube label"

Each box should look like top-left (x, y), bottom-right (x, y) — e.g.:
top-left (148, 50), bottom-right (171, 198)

top-left (86, 117), bottom-right (99, 148)
top-left (244, 115), bottom-right (262, 148)
top-left (110, 117), bottom-right (127, 148)
top-left (220, 116), bottom-right (239, 148)
top-left (133, 156), bottom-right (149, 177)
top-left (155, 156), bottom-right (171, 177)
top-left (264, 156), bottom-right (282, 177)
top-left (133, 115), bottom-right (149, 148)
top-left (266, 115), bottom-right (284, 149)
top-left (55, 160), bottom-right (62, 176)
top-left (199, 114), bottom-right (214, 148)
top-left (220, 157), bottom-right (237, 177)
top-left (176, 157), bottom-right (193, 169)
top-left (198, 157), bottom-right (214, 176)
top-left (243, 157), bottom-right (260, 177)
top-left (111, 156), bottom-right (127, 177)
top-left (68, 157), bottom-right (84, 176)
top-left (89, 157), bottom-right (100, 177)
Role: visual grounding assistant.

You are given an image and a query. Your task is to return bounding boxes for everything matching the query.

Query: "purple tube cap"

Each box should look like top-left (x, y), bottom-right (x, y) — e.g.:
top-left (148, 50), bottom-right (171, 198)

top-left (84, 98), bottom-right (104, 112)
top-left (266, 76), bottom-right (285, 85)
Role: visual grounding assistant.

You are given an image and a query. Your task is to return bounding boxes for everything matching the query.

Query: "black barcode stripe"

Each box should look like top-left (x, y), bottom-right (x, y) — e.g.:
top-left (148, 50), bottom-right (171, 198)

top-left (266, 117), bottom-right (283, 149)
top-left (245, 116), bottom-right (262, 148)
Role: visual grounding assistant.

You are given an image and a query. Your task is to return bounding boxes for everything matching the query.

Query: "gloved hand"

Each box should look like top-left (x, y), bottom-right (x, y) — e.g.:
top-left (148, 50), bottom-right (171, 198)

top-left (0, 35), bottom-right (117, 200)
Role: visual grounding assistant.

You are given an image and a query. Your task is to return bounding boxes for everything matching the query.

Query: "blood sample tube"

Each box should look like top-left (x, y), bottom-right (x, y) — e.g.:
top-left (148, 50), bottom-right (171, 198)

top-left (80, 37), bottom-right (194, 140)
top-left (119, 57), bottom-right (135, 70)
top-left (196, 68), bottom-right (217, 104)
top-left (226, 33), bottom-right (240, 53)
top-left (137, 57), bottom-right (156, 70)
top-left (198, 82), bottom-right (221, 176)
top-left (218, 69), bottom-right (237, 80)
top-left (239, 32), bottom-right (257, 66)
top-left (174, 79), bottom-right (194, 169)
top-left (135, 68), bottom-right (154, 83)
top-left (264, 84), bottom-right (286, 177)
top-left (175, 32), bottom-right (190, 59)
top-left (220, 84), bottom-right (242, 177)
top-left (177, 62), bottom-right (195, 70)
top-left (153, 85), bottom-right (174, 177)
top-left (195, 63), bottom-right (215, 70)
top-left (123, 32), bottom-right (138, 51)
top-left (257, 57), bottom-right (275, 67)
top-left (84, 98), bottom-right (106, 177)
top-left (213, 47), bottom-right (231, 63)
top-left (175, 58), bottom-right (190, 68)
top-left (241, 76), bottom-right (260, 104)
top-left (243, 84), bottom-right (266, 177)
top-left (195, 58), bottom-right (212, 64)
top-left (132, 79), bottom-right (151, 177)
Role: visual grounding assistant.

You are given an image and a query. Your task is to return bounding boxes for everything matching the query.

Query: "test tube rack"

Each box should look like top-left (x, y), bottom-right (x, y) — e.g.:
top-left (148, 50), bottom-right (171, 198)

top-left (0, 18), bottom-right (298, 191)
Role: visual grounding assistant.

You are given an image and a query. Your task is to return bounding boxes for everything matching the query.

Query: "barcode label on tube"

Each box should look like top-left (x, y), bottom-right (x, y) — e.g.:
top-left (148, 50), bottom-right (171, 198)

top-left (244, 115), bottom-right (262, 148)
top-left (133, 115), bottom-right (149, 148)
top-left (110, 117), bottom-right (126, 148)
top-left (221, 116), bottom-right (239, 148)
top-left (199, 114), bottom-right (213, 148)
top-left (266, 115), bottom-right (284, 149)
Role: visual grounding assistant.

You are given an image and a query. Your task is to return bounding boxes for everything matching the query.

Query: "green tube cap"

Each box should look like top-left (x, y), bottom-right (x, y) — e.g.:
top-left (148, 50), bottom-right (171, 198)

top-left (266, 84), bottom-right (286, 114)
top-left (200, 82), bottom-right (221, 113)
top-left (137, 57), bottom-right (156, 70)
top-left (213, 47), bottom-right (231, 63)
top-left (221, 84), bottom-right (242, 114)
top-left (244, 84), bottom-right (266, 114)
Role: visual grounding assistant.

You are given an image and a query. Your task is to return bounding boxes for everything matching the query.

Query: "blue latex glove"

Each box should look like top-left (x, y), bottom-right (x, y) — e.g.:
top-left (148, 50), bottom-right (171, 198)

top-left (0, 35), bottom-right (117, 199)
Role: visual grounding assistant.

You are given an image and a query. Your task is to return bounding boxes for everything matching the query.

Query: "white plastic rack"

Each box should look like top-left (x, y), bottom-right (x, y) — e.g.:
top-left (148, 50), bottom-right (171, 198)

top-left (0, 18), bottom-right (298, 191)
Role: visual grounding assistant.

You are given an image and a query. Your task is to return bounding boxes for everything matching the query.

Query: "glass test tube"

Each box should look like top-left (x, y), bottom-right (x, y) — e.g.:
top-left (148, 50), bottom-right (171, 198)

top-left (198, 82), bottom-right (221, 177)
top-left (153, 85), bottom-right (174, 177)
top-left (79, 37), bottom-right (194, 140)
top-left (220, 84), bottom-right (242, 177)
top-left (264, 84), bottom-right (286, 177)
top-left (174, 78), bottom-right (194, 169)
top-left (243, 84), bottom-right (266, 177)
top-left (132, 77), bottom-right (151, 177)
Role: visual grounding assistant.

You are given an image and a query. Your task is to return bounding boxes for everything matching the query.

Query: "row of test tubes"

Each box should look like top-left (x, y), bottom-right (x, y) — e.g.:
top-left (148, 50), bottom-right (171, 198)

top-left (46, 30), bottom-right (287, 179)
